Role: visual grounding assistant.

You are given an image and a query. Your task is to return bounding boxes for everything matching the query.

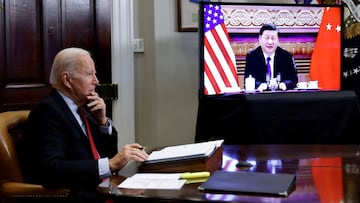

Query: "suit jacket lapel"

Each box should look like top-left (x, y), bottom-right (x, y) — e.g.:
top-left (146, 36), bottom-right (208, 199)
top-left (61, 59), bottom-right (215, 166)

top-left (50, 90), bottom-right (86, 137)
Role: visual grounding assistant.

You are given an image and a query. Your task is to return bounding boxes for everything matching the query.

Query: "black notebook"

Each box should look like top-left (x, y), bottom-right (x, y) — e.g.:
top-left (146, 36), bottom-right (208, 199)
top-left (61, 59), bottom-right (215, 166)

top-left (198, 170), bottom-right (296, 197)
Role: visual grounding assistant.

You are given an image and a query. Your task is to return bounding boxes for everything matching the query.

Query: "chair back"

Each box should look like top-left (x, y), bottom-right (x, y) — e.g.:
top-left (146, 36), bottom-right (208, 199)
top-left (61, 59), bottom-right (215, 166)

top-left (0, 110), bottom-right (30, 183)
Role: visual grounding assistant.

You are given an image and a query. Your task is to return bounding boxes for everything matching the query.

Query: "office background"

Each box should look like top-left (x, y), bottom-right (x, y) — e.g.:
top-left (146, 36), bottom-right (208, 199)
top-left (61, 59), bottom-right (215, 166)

top-left (114, 0), bottom-right (199, 149)
top-left (114, 0), bottom-right (319, 149)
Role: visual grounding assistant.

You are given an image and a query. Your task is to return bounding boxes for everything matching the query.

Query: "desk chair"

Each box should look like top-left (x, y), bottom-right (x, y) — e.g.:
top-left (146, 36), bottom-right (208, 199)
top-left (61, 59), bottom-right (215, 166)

top-left (0, 110), bottom-right (69, 203)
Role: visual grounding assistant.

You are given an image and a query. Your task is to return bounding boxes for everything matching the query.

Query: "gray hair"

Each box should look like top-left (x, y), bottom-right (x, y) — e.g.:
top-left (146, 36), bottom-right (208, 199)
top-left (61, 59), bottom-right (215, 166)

top-left (49, 47), bottom-right (90, 85)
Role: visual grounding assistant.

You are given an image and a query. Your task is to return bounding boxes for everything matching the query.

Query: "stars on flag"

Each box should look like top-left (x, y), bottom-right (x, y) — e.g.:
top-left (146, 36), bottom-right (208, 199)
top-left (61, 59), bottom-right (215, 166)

top-left (343, 47), bottom-right (360, 79)
top-left (204, 5), bottom-right (223, 32)
top-left (343, 65), bottom-right (360, 78)
top-left (325, 23), bottom-right (341, 32)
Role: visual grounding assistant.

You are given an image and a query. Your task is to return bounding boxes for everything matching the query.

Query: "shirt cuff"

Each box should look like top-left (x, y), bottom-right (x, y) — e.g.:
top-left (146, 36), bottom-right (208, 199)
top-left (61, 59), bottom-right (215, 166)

top-left (98, 158), bottom-right (111, 179)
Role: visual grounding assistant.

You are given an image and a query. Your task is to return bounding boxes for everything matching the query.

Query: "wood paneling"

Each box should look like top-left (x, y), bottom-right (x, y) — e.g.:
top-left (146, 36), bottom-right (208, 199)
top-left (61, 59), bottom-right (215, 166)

top-left (0, 0), bottom-right (112, 112)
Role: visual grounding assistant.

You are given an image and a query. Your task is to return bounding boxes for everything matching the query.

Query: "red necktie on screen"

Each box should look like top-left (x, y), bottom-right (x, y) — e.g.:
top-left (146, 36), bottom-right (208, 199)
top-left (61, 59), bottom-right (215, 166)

top-left (78, 107), bottom-right (100, 160)
top-left (266, 56), bottom-right (271, 79)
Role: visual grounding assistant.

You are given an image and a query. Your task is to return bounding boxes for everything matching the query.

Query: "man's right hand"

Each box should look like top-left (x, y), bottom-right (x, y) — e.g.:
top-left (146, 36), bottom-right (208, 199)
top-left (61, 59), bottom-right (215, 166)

top-left (109, 143), bottom-right (149, 172)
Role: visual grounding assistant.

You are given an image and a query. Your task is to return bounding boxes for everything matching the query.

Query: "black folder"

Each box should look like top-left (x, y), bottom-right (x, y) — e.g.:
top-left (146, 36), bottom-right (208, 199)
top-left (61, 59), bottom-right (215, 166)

top-left (198, 170), bottom-right (296, 197)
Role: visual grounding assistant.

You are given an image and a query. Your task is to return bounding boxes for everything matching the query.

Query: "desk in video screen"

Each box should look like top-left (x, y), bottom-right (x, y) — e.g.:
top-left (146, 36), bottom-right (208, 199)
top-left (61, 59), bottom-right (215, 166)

top-left (195, 90), bottom-right (360, 144)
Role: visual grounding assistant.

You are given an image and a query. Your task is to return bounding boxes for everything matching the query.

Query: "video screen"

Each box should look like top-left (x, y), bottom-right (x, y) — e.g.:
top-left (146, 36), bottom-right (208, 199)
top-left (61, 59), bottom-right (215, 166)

top-left (199, 2), bottom-right (343, 95)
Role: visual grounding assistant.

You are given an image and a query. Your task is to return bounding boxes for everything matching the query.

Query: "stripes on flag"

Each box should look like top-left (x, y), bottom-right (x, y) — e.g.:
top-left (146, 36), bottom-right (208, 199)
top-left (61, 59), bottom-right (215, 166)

top-left (203, 4), bottom-right (239, 95)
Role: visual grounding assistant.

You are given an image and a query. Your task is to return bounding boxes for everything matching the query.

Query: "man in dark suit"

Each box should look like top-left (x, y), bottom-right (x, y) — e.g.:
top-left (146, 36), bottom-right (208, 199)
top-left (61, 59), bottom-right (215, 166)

top-left (245, 23), bottom-right (298, 91)
top-left (20, 47), bottom-right (149, 202)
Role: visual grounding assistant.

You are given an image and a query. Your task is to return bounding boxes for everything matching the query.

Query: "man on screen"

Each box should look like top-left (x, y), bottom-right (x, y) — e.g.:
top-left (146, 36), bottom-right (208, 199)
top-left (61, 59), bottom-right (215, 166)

top-left (245, 23), bottom-right (298, 91)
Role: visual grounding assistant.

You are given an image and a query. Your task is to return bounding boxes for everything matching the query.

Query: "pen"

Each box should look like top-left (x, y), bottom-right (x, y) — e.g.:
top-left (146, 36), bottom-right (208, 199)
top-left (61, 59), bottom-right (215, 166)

top-left (138, 146), bottom-right (147, 151)
top-left (180, 171), bottom-right (210, 179)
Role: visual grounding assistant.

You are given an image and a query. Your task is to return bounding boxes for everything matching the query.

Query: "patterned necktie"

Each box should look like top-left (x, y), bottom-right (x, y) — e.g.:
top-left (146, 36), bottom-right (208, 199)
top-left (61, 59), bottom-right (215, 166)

top-left (266, 56), bottom-right (272, 79)
top-left (78, 107), bottom-right (100, 160)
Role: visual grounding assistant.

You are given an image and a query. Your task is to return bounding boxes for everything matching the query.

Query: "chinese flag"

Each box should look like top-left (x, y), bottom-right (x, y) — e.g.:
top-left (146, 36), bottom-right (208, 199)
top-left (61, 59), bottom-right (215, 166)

top-left (309, 7), bottom-right (341, 90)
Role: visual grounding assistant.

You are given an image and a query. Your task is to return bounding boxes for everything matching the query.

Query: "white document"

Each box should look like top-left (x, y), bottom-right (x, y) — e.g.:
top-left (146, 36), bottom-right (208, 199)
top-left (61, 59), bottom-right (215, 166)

top-left (98, 177), bottom-right (110, 188)
top-left (145, 139), bottom-right (224, 163)
top-left (117, 173), bottom-right (186, 189)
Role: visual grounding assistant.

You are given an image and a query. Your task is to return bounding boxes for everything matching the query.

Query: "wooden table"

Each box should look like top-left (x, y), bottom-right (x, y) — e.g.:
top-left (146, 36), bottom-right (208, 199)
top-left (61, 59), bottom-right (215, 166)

top-left (97, 144), bottom-right (360, 202)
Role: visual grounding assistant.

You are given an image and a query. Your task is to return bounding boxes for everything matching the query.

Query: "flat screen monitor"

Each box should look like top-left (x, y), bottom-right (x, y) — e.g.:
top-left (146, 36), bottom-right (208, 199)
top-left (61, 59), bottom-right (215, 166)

top-left (199, 2), bottom-right (343, 96)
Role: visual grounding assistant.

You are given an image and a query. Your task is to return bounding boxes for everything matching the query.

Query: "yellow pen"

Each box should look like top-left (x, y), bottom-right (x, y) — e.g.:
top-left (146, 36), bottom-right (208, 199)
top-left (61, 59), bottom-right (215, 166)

top-left (180, 171), bottom-right (210, 179)
top-left (185, 177), bottom-right (209, 184)
top-left (138, 146), bottom-right (147, 151)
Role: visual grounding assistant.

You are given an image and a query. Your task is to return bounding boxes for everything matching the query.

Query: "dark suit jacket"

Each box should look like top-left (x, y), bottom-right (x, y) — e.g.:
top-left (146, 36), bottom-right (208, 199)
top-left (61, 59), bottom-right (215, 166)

top-left (245, 46), bottom-right (298, 89)
top-left (20, 89), bottom-right (118, 191)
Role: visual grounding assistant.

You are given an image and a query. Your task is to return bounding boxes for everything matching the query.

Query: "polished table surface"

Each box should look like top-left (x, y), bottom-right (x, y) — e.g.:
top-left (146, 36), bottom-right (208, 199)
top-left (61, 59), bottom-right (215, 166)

top-left (97, 144), bottom-right (360, 203)
top-left (195, 90), bottom-right (360, 144)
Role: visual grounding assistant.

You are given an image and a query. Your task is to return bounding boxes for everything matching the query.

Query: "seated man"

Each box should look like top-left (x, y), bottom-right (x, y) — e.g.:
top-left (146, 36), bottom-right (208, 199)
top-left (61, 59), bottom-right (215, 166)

top-left (245, 23), bottom-right (298, 91)
top-left (19, 47), bottom-right (149, 202)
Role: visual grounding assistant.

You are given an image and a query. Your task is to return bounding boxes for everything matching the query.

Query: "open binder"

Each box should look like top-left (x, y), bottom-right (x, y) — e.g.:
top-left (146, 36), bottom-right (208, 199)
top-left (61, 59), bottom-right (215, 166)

top-left (138, 140), bottom-right (224, 174)
top-left (143, 140), bottom-right (223, 164)
top-left (198, 170), bottom-right (296, 197)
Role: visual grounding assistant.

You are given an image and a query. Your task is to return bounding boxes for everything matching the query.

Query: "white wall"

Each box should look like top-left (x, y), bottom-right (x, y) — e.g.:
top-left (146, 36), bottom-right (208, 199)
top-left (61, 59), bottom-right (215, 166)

top-left (112, 0), bottom-right (310, 149)
top-left (133, 0), bottom-right (199, 148)
top-left (112, 0), bottom-right (198, 149)
top-left (112, 0), bottom-right (136, 146)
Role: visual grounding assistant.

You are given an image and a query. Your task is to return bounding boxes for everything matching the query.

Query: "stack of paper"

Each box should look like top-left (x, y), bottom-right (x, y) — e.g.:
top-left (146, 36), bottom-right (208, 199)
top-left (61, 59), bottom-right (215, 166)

top-left (144, 139), bottom-right (224, 164)
top-left (118, 171), bottom-right (211, 189)
top-left (117, 173), bottom-right (185, 189)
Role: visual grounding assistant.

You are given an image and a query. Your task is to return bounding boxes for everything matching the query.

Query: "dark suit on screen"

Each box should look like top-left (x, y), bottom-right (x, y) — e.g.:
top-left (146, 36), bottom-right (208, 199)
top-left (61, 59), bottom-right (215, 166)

top-left (245, 46), bottom-right (298, 90)
top-left (20, 89), bottom-right (118, 192)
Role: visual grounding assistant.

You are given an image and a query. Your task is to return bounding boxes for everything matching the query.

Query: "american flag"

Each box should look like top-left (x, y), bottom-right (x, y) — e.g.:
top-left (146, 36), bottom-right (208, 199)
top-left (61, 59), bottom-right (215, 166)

top-left (203, 4), bottom-right (239, 95)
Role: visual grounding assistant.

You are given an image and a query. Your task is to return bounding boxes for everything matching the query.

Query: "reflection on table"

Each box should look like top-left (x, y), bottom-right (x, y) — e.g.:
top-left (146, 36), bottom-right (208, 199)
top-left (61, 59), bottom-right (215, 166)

top-left (97, 145), bottom-right (360, 203)
top-left (195, 90), bottom-right (360, 144)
